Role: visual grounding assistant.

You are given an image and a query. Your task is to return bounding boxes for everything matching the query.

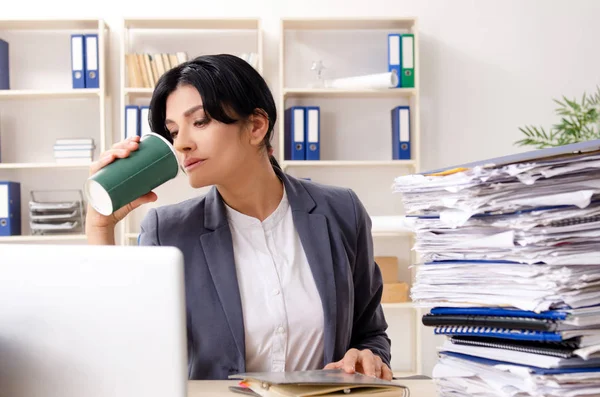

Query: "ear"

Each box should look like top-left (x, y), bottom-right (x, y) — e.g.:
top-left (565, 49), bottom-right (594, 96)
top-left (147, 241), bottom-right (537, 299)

top-left (246, 109), bottom-right (269, 147)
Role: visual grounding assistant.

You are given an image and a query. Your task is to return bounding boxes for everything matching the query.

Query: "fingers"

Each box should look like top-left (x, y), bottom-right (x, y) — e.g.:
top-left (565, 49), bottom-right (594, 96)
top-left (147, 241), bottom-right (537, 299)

top-left (325, 350), bottom-right (391, 381)
top-left (356, 349), bottom-right (377, 378)
top-left (373, 355), bottom-right (383, 379)
top-left (111, 191), bottom-right (157, 223)
top-left (381, 364), bottom-right (394, 381)
top-left (131, 191), bottom-right (158, 208)
top-left (341, 349), bottom-right (359, 374)
top-left (112, 135), bottom-right (140, 149)
top-left (323, 361), bottom-right (343, 370)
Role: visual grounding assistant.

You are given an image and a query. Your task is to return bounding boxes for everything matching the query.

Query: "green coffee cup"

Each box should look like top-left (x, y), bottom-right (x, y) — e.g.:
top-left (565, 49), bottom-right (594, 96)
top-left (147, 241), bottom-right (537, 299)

top-left (84, 132), bottom-right (182, 216)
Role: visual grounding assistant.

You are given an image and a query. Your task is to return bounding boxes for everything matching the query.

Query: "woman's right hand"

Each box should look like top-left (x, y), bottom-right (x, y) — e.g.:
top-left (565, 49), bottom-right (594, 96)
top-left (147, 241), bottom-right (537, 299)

top-left (86, 136), bottom-right (158, 231)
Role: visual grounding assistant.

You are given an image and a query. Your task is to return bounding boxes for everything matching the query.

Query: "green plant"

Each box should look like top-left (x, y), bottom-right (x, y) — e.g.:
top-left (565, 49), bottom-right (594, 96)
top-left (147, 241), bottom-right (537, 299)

top-left (516, 86), bottom-right (600, 149)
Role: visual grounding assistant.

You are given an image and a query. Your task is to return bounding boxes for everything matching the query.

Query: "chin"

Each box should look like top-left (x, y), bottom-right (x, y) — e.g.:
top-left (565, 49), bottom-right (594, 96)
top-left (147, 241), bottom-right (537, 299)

top-left (188, 175), bottom-right (214, 189)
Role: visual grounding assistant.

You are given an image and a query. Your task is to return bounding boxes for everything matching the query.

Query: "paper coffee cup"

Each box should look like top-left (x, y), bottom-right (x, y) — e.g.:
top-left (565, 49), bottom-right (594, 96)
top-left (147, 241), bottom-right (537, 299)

top-left (84, 132), bottom-right (181, 216)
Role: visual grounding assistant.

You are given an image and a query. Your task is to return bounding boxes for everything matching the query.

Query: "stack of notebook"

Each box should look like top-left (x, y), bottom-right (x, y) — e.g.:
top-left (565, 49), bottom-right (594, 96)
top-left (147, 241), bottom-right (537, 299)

top-left (393, 139), bottom-right (600, 397)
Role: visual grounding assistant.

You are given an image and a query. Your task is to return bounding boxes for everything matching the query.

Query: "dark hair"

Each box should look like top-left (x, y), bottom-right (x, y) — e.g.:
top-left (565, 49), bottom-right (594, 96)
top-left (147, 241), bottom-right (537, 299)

top-left (148, 54), bottom-right (280, 169)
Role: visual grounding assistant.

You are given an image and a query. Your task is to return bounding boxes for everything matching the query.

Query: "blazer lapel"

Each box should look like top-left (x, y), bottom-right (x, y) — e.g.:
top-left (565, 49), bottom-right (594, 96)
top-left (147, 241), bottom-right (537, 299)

top-left (278, 169), bottom-right (338, 366)
top-left (200, 187), bottom-right (246, 368)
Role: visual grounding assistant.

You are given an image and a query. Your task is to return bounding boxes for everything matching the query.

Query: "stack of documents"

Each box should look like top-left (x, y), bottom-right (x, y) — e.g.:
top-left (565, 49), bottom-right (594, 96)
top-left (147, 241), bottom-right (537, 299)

top-left (393, 140), bottom-right (600, 397)
top-left (54, 138), bottom-right (95, 164)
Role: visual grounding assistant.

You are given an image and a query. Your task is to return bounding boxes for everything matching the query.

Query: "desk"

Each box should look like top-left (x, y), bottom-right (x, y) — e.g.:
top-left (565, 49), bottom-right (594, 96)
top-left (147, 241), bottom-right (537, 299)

top-left (187, 379), bottom-right (436, 396)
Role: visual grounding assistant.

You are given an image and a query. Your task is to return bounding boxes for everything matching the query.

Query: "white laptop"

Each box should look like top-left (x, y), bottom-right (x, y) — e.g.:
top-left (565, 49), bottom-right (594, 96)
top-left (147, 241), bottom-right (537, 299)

top-left (0, 244), bottom-right (188, 397)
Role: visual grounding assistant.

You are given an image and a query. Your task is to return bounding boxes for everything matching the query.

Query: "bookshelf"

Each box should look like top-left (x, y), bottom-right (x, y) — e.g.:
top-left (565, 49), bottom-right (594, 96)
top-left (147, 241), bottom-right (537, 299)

top-left (0, 16), bottom-right (433, 375)
top-left (118, 18), bottom-right (263, 245)
top-left (0, 18), bottom-right (109, 244)
top-left (279, 17), bottom-right (423, 375)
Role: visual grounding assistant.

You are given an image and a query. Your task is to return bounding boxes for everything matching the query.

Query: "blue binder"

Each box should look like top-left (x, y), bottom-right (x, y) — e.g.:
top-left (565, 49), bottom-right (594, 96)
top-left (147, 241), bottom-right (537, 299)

top-left (125, 105), bottom-right (140, 139)
top-left (430, 307), bottom-right (570, 320)
top-left (391, 106), bottom-right (411, 159)
top-left (284, 107), bottom-right (306, 160)
top-left (434, 325), bottom-right (575, 342)
top-left (387, 33), bottom-right (401, 88)
top-left (0, 39), bottom-right (9, 90)
top-left (0, 181), bottom-right (21, 236)
top-left (84, 34), bottom-right (99, 88)
top-left (70, 34), bottom-right (86, 89)
top-left (305, 106), bottom-right (320, 161)
top-left (139, 106), bottom-right (151, 136)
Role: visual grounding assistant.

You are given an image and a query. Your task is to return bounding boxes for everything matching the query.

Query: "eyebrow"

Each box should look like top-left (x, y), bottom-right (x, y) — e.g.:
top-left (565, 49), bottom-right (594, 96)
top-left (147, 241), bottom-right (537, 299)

top-left (165, 105), bottom-right (204, 125)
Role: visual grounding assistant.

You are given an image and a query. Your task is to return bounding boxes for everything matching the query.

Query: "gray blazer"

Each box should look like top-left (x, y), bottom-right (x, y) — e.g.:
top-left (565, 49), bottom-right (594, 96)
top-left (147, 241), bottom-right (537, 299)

top-left (139, 167), bottom-right (391, 380)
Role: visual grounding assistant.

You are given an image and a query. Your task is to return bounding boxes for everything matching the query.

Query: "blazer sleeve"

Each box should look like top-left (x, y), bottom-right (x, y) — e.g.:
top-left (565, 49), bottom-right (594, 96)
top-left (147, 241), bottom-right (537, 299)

top-left (347, 189), bottom-right (392, 367)
top-left (138, 208), bottom-right (160, 246)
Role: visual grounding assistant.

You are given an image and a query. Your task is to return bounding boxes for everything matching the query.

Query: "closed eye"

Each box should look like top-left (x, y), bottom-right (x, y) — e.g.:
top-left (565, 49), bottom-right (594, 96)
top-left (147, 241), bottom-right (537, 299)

top-left (194, 119), bottom-right (208, 128)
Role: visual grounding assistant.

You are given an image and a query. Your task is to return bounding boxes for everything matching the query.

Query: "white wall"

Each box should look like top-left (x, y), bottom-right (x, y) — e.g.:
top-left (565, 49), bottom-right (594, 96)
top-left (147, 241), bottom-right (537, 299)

top-left (3, 0), bottom-right (600, 377)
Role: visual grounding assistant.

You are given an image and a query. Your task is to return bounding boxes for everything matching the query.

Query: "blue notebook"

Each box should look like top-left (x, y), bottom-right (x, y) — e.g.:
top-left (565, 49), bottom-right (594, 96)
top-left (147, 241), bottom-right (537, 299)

top-left (430, 307), bottom-right (570, 320)
top-left (431, 305), bottom-right (600, 322)
top-left (433, 325), bottom-right (600, 344)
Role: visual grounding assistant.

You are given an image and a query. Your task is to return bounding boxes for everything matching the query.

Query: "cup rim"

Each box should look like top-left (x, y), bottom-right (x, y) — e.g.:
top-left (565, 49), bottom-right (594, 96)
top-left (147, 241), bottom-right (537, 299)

top-left (84, 179), bottom-right (114, 216)
top-left (141, 132), bottom-right (186, 176)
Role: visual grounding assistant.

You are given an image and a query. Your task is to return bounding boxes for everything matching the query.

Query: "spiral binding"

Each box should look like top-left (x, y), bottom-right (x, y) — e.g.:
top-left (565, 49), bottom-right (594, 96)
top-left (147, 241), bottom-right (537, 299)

top-left (549, 215), bottom-right (600, 227)
top-left (449, 336), bottom-right (574, 358)
top-left (434, 325), bottom-right (564, 342)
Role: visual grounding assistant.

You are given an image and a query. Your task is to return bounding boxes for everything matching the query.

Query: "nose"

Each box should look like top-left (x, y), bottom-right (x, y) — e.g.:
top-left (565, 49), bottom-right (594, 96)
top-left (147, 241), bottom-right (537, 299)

top-left (172, 123), bottom-right (196, 154)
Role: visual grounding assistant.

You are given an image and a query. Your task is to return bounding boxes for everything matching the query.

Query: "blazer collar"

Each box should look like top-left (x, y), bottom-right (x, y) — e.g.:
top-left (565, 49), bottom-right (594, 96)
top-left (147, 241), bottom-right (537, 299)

top-left (203, 167), bottom-right (316, 231)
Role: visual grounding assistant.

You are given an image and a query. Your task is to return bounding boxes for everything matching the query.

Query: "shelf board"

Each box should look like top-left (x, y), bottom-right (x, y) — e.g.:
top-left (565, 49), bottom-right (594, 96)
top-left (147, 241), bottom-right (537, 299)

top-left (0, 19), bottom-right (101, 31)
top-left (284, 88), bottom-right (416, 98)
top-left (124, 18), bottom-right (259, 30)
top-left (282, 17), bottom-right (416, 31)
top-left (0, 162), bottom-right (92, 170)
top-left (372, 231), bottom-right (413, 238)
top-left (0, 234), bottom-right (87, 243)
top-left (282, 160), bottom-right (416, 168)
top-left (124, 87), bottom-right (154, 97)
top-left (382, 302), bottom-right (416, 309)
top-left (0, 89), bottom-right (100, 100)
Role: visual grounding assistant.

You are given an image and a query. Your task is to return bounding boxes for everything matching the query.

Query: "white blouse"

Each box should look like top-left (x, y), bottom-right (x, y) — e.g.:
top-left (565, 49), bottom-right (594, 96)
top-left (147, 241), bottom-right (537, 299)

top-left (225, 187), bottom-right (325, 372)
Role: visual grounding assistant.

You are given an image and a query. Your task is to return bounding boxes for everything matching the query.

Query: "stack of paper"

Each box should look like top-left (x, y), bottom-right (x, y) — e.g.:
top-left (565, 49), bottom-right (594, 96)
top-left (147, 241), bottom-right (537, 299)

top-left (28, 190), bottom-right (85, 235)
top-left (393, 139), bottom-right (600, 397)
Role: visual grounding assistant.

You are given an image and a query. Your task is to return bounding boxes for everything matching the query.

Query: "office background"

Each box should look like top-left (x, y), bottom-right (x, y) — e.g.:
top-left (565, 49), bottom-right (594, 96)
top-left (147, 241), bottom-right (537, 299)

top-left (4, 0), bottom-right (598, 171)
top-left (1, 0), bottom-right (599, 378)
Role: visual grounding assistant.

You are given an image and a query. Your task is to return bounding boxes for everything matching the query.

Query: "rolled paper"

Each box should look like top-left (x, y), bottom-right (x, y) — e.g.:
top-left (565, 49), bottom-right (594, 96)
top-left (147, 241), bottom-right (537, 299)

top-left (324, 70), bottom-right (399, 89)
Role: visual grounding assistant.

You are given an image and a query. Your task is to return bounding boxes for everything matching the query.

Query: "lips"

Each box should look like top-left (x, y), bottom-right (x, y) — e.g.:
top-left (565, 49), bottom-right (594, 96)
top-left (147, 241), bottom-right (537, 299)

top-left (184, 157), bottom-right (204, 168)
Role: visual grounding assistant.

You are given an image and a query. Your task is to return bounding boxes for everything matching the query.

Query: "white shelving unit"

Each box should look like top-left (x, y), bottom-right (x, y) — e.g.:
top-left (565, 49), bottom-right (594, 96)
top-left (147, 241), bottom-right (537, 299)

top-left (118, 18), bottom-right (263, 245)
top-left (279, 17), bottom-right (424, 375)
top-left (0, 16), bottom-right (437, 375)
top-left (0, 18), bottom-right (109, 244)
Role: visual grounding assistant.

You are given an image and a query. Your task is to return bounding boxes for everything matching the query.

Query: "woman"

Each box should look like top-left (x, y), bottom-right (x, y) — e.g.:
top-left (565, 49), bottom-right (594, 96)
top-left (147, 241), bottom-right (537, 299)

top-left (86, 54), bottom-right (392, 381)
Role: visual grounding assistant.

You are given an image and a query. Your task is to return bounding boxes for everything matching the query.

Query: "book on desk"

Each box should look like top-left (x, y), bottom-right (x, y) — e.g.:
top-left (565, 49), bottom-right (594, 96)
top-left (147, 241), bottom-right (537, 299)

top-left (228, 369), bottom-right (408, 397)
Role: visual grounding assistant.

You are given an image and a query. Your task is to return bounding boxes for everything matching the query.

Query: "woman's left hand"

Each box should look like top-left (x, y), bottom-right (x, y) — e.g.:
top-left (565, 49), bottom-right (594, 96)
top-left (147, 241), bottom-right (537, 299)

top-left (324, 348), bottom-right (393, 380)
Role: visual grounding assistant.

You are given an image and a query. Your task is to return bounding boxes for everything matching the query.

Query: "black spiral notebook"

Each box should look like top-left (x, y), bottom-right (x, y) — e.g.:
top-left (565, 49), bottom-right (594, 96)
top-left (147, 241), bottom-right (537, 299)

top-left (423, 306), bottom-right (600, 331)
top-left (422, 313), bottom-right (569, 331)
top-left (449, 336), bottom-right (582, 359)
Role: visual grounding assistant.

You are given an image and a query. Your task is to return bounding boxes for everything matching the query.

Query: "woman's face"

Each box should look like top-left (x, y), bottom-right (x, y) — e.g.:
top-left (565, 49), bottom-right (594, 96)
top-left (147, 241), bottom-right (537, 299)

top-left (165, 84), bottom-right (253, 189)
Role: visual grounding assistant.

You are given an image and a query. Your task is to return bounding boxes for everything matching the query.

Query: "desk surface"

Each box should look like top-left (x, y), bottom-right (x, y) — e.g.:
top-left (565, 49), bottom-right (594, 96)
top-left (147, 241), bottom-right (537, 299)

top-left (187, 379), bottom-right (436, 396)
